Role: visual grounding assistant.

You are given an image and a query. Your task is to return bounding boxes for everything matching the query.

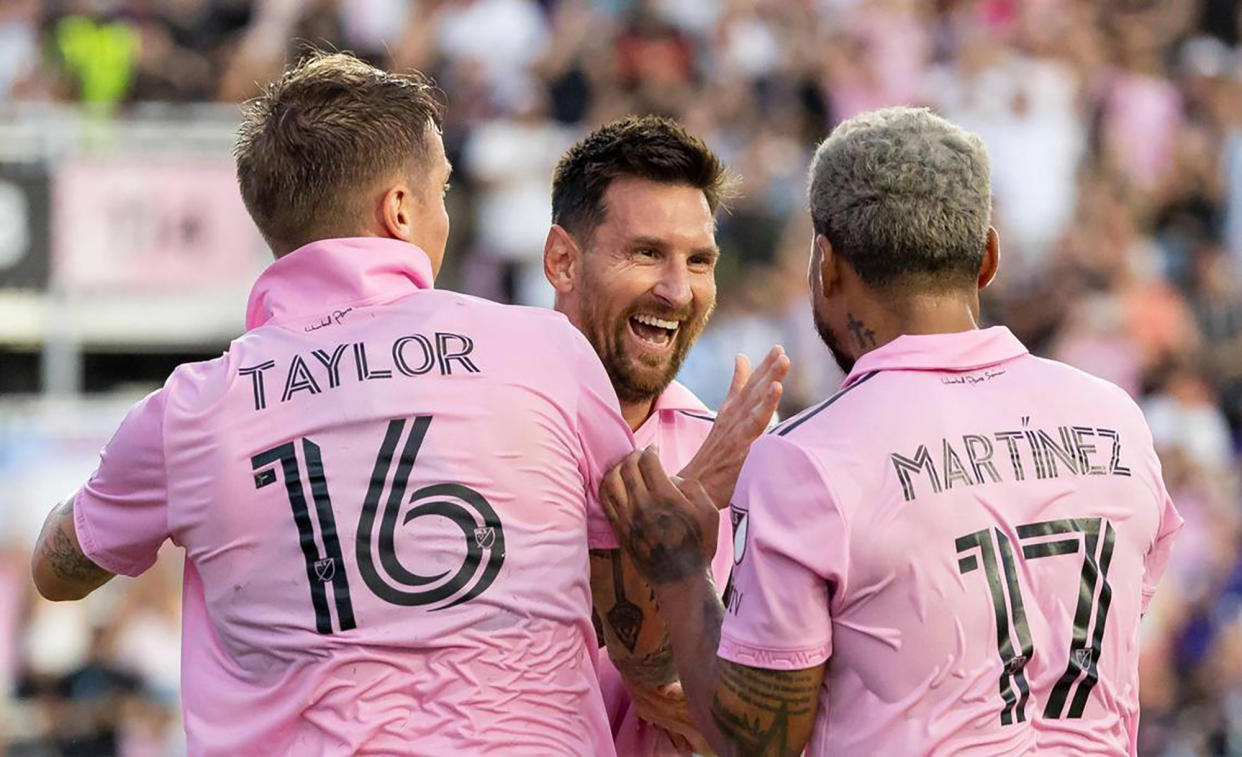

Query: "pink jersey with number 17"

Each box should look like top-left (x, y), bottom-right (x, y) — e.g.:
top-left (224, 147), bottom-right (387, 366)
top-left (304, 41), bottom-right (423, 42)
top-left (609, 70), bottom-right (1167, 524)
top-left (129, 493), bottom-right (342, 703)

top-left (720, 327), bottom-right (1181, 756)
top-left (71, 238), bottom-right (635, 755)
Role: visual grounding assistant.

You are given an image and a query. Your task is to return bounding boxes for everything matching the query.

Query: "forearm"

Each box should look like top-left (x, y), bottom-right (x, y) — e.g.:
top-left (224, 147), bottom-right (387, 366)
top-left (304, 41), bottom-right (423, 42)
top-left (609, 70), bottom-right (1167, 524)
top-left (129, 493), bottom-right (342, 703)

top-left (31, 497), bottom-right (113, 601)
top-left (590, 549), bottom-right (677, 687)
top-left (652, 569), bottom-right (734, 754)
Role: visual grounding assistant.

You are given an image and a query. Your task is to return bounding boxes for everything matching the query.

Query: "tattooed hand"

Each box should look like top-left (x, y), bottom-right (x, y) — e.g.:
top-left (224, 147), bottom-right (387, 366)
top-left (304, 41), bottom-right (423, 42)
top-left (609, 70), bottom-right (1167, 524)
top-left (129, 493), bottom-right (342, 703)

top-left (681, 346), bottom-right (789, 510)
top-left (601, 446), bottom-right (719, 586)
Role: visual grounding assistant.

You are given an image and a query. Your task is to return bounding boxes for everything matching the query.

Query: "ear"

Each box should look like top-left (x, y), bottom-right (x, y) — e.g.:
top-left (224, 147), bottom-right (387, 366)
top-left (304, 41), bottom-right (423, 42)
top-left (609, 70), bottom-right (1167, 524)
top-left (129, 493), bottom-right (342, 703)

top-left (379, 182), bottom-right (417, 243)
top-left (978, 226), bottom-right (1000, 291)
top-left (816, 234), bottom-right (840, 296)
top-left (544, 225), bottom-right (581, 294)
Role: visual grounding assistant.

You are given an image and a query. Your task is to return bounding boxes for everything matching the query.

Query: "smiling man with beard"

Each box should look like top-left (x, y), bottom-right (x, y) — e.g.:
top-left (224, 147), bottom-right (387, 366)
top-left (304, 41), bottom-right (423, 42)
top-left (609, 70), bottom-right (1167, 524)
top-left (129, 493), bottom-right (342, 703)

top-left (544, 115), bottom-right (788, 756)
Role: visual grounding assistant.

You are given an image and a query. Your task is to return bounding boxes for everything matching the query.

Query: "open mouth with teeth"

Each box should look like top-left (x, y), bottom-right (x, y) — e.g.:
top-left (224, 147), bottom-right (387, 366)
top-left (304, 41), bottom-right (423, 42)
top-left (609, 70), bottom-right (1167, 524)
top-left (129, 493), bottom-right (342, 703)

top-left (628, 313), bottom-right (680, 350)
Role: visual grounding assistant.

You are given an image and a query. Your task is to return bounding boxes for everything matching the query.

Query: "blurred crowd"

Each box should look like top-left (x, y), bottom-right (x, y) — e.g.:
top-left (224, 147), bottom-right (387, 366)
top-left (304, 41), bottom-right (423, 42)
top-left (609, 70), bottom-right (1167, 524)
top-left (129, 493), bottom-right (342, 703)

top-left (4, 0), bottom-right (1242, 754)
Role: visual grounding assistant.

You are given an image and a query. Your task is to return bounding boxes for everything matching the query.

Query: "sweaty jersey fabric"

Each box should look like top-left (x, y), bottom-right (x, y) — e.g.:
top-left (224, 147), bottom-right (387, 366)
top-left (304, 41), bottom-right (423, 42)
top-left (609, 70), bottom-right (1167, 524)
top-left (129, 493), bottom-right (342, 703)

top-left (595, 382), bottom-right (734, 757)
top-left (72, 238), bottom-right (635, 755)
top-left (718, 327), bottom-right (1181, 756)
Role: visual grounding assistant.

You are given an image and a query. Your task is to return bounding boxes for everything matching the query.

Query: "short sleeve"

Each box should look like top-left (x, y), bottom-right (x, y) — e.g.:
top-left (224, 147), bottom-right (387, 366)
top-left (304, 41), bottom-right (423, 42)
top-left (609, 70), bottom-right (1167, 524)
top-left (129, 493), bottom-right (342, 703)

top-left (1142, 487), bottom-right (1182, 615)
top-left (565, 329), bottom-right (635, 549)
top-left (718, 434), bottom-right (843, 670)
top-left (73, 388), bottom-right (171, 577)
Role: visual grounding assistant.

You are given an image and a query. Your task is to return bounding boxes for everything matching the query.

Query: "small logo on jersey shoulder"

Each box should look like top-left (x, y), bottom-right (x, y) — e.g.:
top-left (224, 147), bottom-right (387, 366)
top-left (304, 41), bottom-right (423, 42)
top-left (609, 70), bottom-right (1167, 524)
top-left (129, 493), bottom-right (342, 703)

top-left (314, 557), bottom-right (336, 582)
top-left (1074, 647), bottom-right (1093, 670)
top-left (474, 527), bottom-right (496, 549)
top-left (1005, 655), bottom-right (1028, 675)
top-left (731, 507), bottom-right (749, 565)
top-left (253, 468), bottom-right (277, 489)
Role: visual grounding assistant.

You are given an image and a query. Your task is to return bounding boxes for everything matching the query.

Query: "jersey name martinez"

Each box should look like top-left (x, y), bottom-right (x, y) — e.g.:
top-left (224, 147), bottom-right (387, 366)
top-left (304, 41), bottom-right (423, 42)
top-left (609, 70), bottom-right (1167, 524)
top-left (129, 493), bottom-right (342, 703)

top-left (891, 420), bottom-right (1131, 502)
top-left (237, 332), bottom-right (481, 412)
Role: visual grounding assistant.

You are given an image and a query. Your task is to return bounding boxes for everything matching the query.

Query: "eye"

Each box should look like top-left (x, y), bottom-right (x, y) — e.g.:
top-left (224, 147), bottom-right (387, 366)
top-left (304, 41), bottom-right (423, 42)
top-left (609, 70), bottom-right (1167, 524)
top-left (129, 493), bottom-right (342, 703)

top-left (636, 248), bottom-right (659, 259)
top-left (689, 254), bottom-right (716, 269)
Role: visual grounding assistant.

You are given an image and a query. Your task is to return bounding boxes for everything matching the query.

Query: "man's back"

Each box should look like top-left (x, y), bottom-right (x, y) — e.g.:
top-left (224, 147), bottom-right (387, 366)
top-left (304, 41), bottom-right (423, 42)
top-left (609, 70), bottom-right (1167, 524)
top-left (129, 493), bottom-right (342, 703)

top-left (74, 239), bottom-right (632, 754)
top-left (721, 328), bottom-right (1180, 755)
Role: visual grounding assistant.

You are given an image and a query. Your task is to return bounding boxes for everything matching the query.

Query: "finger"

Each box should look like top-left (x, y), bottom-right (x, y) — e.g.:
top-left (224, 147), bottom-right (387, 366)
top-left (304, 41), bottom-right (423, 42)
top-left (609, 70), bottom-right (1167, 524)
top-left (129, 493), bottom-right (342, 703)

top-left (688, 731), bottom-right (712, 755)
top-left (750, 378), bottom-right (785, 425)
top-left (639, 447), bottom-right (685, 503)
top-left (769, 348), bottom-right (792, 382)
top-left (599, 465), bottom-right (629, 527)
top-left (734, 346), bottom-right (785, 407)
top-left (682, 477), bottom-right (717, 514)
top-left (725, 353), bottom-right (752, 400)
top-left (666, 731), bottom-right (693, 752)
top-left (619, 447), bottom-right (652, 505)
top-left (751, 345), bottom-right (790, 389)
top-left (748, 345), bottom-right (783, 386)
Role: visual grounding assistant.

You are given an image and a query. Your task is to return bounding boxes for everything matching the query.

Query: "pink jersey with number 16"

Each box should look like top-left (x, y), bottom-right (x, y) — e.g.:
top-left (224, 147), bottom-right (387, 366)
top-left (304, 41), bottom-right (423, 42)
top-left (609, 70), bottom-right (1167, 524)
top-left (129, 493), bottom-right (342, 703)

top-left (720, 327), bottom-right (1181, 756)
top-left (71, 238), bottom-right (635, 756)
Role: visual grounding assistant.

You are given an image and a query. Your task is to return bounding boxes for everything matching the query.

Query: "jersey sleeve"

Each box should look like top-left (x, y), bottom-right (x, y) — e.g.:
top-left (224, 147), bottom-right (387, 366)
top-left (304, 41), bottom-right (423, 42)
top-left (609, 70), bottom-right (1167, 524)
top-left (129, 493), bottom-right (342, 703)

top-left (718, 434), bottom-right (844, 670)
top-left (1141, 480), bottom-right (1183, 615)
top-left (565, 328), bottom-right (635, 549)
top-left (72, 388), bottom-right (171, 577)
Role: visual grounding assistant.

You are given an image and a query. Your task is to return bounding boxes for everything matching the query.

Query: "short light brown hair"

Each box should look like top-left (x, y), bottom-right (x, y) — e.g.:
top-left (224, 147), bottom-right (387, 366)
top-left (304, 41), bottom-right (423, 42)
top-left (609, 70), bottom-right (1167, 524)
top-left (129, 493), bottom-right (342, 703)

top-left (234, 51), bottom-right (444, 254)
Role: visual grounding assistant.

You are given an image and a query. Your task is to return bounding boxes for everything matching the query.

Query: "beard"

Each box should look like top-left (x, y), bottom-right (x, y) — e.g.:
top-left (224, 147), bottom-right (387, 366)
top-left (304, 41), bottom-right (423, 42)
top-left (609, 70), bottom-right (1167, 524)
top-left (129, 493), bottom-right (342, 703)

top-left (577, 274), bottom-right (712, 406)
top-left (813, 305), bottom-right (855, 374)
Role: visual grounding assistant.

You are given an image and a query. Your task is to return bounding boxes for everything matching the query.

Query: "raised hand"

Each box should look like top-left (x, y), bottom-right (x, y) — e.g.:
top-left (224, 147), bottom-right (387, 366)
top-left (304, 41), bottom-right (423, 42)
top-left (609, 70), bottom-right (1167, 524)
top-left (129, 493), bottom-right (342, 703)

top-left (681, 345), bottom-right (790, 509)
top-left (601, 445), bottom-right (719, 586)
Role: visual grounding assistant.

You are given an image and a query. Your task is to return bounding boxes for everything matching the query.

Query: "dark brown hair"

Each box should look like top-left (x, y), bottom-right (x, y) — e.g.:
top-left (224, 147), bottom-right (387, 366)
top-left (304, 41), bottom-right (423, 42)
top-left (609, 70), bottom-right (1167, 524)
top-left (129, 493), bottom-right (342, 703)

top-left (234, 51), bottom-right (444, 254)
top-left (551, 115), bottom-right (733, 243)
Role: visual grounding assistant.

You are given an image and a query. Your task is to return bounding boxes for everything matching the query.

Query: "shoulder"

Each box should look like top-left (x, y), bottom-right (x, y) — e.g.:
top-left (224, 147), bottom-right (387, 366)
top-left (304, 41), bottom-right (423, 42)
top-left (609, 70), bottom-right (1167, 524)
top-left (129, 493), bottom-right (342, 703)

top-left (769, 370), bottom-right (887, 440)
top-left (1024, 355), bottom-right (1148, 423)
top-left (454, 299), bottom-right (588, 349)
top-left (159, 352), bottom-right (233, 415)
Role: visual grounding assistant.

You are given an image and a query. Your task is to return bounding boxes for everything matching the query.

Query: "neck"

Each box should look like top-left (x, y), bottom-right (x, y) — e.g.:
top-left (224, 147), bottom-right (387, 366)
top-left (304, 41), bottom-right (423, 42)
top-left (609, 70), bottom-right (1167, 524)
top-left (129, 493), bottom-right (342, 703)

top-left (620, 395), bottom-right (658, 432)
top-left (846, 292), bottom-right (980, 362)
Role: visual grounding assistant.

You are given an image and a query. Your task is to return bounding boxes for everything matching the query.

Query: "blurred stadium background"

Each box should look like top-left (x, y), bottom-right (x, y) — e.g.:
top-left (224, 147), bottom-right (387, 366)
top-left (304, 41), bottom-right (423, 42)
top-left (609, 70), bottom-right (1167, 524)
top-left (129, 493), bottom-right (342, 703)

top-left (0, 0), bottom-right (1239, 754)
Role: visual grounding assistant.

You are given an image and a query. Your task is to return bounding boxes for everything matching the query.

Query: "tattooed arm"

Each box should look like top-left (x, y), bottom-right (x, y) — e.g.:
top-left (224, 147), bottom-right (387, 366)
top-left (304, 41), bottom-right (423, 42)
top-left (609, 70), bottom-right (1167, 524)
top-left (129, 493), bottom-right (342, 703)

top-left (589, 547), bottom-right (708, 751)
top-left (589, 548), bottom-right (675, 687)
top-left (31, 496), bottom-right (114, 601)
top-left (601, 447), bottom-right (823, 756)
top-left (655, 572), bottom-right (823, 756)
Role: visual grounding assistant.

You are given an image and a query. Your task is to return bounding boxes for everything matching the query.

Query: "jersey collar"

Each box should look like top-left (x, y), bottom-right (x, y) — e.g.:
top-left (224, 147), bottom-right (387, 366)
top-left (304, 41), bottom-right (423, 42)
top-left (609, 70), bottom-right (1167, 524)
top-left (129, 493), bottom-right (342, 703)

top-left (635, 380), bottom-right (712, 439)
top-left (843, 326), bottom-right (1029, 387)
top-left (245, 237), bottom-right (435, 331)
top-left (652, 380), bottom-right (711, 415)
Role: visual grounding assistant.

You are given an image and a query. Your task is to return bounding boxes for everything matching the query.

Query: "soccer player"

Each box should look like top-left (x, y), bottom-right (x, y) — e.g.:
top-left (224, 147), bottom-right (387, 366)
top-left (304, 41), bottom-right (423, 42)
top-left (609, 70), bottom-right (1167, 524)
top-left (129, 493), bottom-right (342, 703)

top-left (543, 116), bottom-right (789, 755)
top-left (598, 107), bottom-right (1183, 756)
top-left (28, 53), bottom-right (776, 755)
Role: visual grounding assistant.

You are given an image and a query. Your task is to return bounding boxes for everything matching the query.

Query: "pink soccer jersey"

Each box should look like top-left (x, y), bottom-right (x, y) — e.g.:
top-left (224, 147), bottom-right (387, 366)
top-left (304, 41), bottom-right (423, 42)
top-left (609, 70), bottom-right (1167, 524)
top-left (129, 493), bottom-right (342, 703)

top-left (71, 237), bottom-right (636, 755)
top-left (719, 327), bottom-right (1182, 756)
top-left (595, 381), bottom-right (734, 757)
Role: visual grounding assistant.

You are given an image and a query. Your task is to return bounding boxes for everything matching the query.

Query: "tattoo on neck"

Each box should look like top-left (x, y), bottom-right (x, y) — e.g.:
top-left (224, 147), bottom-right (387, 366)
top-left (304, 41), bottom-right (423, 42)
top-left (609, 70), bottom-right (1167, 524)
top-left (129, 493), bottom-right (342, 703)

top-left (847, 313), bottom-right (877, 351)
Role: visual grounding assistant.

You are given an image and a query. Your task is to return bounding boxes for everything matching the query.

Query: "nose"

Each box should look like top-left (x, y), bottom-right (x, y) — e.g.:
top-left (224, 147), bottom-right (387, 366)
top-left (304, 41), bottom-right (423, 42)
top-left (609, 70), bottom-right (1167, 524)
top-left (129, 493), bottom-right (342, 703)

top-left (651, 259), bottom-right (693, 312)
